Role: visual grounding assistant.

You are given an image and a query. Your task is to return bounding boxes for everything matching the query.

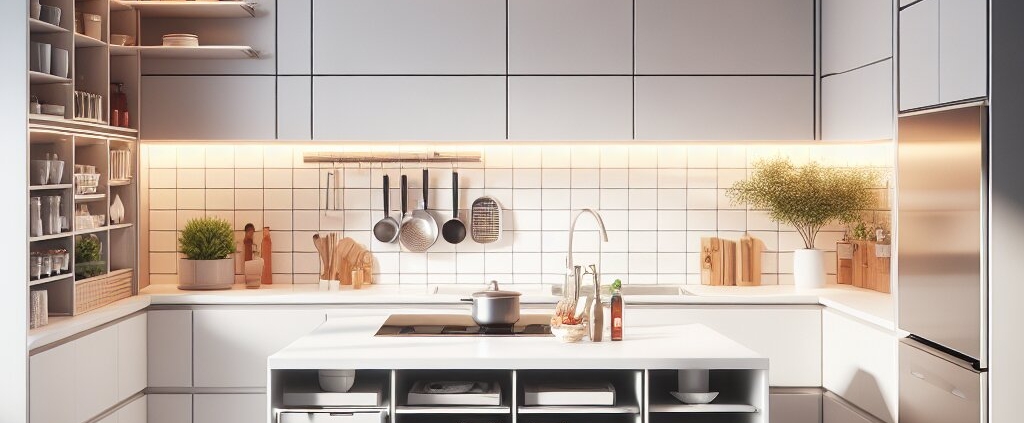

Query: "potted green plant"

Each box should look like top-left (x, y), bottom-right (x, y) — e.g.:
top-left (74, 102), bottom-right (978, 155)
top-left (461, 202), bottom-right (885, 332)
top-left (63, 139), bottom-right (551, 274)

top-left (726, 157), bottom-right (880, 290)
top-left (178, 216), bottom-right (237, 290)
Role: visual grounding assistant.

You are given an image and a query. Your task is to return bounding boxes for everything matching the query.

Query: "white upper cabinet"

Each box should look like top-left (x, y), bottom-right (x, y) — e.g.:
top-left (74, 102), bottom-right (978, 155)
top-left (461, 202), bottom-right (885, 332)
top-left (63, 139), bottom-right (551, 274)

top-left (822, 0), bottom-right (893, 74)
top-left (278, 76), bottom-right (313, 140)
top-left (117, 314), bottom-right (148, 401)
top-left (313, 76), bottom-right (506, 141)
top-left (278, 0), bottom-right (312, 75)
top-left (313, 0), bottom-right (506, 74)
top-left (635, 76), bottom-right (814, 140)
top-left (635, 0), bottom-right (814, 75)
top-left (938, 0), bottom-right (987, 103)
top-left (148, 310), bottom-right (193, 388)
top-left (899, 0), bottom-right (939, 110)
top-left (507, 0), bottom-right (632, 74)
top-left (142, 76), bottom-right (277, 140)
top-left (822, 60), bottom-right (893, 140)
top-left (507, 77), bottom-right (632, 140)
top-left (822, 309), bottom-right (897, 423)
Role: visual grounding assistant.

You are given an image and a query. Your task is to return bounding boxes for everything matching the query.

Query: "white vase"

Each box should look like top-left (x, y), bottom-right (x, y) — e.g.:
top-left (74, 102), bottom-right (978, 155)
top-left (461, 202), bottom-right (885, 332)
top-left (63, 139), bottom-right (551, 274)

top-left (793, 248), bottom-right (826, 290)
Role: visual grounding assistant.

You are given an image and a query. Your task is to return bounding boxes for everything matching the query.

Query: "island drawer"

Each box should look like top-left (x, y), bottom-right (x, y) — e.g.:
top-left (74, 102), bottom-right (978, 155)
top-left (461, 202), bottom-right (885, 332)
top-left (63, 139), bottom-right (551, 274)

top-left (280, 410), bottom-right (388, 423)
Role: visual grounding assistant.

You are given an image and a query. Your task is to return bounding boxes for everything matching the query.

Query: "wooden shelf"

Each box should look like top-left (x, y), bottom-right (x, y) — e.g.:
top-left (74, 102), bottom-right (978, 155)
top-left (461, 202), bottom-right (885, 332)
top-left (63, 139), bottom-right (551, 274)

top-left (117, 1), bottom-right (256, 18)
top-left (74, 33), bottom-right (106, 48)
top-left (649, 403), bottom-right (758, 413)
top-left (29, 232), bottom-right (72, 242)
top-left (109, 45), bottom-right (137, 56)
top-left (75, 226), bottom-right (109, 235)
top-left (29, 273), bottom-right (73, 287)
top-left (108, 223), bottom-right (133, 230)
top-left (30, 116), bottom-right (138, 138)
top-left (75, 193), bottom-right (106, 202)
top-left (138, 45), bottom-right (259, 60)
top-left (30, 184), bottom-right (72, 191)
top-left (394, 406), bottom-right (511, 415)
top-left (29, 71), bottom-right (71, 85)
top-left (518, 405), bottom-right (640, 414)
top-left (29, 18), bottom-right (68, 34)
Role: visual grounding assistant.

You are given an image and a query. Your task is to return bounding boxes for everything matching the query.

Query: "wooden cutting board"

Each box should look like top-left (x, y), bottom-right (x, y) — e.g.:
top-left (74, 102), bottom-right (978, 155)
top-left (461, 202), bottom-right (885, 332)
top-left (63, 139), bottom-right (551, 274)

top-left (701, 237), bottom-right (723, 286)
top-left (736, 234), bottom-right (762, 286)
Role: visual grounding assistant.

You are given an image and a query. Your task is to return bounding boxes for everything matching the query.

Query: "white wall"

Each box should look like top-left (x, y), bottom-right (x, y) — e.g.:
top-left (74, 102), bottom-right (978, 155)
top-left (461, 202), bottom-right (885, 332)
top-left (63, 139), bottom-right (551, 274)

top-left (3, 0), bottom-right (29, 420)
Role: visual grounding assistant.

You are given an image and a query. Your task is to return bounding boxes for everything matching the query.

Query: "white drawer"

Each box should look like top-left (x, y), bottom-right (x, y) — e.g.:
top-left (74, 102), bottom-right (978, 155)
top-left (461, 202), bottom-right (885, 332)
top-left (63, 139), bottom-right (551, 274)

top-left (280, 410), bottom-right (387, 423)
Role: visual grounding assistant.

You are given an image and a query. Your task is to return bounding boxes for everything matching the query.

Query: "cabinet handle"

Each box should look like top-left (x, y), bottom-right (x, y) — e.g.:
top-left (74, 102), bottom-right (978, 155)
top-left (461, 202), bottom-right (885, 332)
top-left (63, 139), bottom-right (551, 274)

top-left (910, 368), bottom-right (967, 400)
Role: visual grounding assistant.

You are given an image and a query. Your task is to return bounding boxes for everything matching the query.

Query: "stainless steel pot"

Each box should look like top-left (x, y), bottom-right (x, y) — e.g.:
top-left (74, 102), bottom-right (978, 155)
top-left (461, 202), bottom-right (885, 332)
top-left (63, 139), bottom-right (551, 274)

top-left (466, 281), bottom-right (521, 326)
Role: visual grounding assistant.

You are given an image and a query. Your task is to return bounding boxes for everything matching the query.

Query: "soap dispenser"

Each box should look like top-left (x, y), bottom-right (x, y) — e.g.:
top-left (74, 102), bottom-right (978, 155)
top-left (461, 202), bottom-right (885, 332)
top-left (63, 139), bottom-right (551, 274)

top-left (587, 264), bottom-right (604, 342)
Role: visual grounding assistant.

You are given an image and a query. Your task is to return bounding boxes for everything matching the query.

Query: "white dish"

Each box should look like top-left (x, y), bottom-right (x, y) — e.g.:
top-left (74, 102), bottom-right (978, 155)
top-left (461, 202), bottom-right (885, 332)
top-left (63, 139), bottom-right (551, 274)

top-left (41, 104), bottom-right (64, 116)
top-left (163, 34), bottom-right (199, 47)
top-left (670, 391), bottom-right (719, 404)
top-left (319, 369), bottom-right (355, 393)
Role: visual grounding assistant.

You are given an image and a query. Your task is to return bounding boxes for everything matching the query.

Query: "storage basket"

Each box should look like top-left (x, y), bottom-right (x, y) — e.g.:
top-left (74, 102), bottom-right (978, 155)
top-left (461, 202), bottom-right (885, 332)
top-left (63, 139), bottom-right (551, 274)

top-left (74, 268), bottom-right (132, 315)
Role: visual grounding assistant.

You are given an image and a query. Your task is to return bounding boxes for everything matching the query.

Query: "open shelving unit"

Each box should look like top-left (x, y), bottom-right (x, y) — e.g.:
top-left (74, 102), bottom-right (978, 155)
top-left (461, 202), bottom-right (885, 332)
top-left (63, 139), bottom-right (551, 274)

top-left (116, 0), bottom-right (255, 18)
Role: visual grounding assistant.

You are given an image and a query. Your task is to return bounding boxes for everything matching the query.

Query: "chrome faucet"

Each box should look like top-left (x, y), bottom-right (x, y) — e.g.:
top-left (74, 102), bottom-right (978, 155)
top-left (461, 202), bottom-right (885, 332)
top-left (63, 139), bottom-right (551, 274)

top-left (566, 208), bottom-right (609, 278)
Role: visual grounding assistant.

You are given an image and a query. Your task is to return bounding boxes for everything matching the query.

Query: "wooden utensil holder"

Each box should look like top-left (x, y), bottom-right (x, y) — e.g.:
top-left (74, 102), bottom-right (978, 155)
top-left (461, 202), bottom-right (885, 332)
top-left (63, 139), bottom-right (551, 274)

top-left (836, 240), bottom-right (890, 293)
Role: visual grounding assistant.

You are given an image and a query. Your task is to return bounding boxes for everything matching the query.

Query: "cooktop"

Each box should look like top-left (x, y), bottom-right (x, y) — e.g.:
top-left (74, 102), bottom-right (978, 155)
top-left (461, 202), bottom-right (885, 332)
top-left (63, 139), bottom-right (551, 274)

top-left (375, 314), bottom-right (553, 337)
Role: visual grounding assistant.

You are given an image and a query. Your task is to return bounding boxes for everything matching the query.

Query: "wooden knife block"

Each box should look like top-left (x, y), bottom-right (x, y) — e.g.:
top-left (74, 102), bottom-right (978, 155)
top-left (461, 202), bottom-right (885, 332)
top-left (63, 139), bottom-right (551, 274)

top-left (836, 240), bottom-right (890, 293)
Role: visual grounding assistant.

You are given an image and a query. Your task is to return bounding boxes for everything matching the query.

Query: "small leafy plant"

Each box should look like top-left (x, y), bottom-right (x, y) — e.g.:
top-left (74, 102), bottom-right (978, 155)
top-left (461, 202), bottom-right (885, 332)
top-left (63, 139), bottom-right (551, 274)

top-left (75, 234), bottom-right (105, 279)
top-left (726, 157), bottom-right (881, 249)
top-left (179, 217), bottom-right (236, 260)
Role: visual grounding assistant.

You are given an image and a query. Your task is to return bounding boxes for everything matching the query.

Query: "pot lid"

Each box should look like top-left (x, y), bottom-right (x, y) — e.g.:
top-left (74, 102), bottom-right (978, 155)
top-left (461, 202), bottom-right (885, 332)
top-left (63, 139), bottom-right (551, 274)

top-left (472, 281), bottom-right (521, 298)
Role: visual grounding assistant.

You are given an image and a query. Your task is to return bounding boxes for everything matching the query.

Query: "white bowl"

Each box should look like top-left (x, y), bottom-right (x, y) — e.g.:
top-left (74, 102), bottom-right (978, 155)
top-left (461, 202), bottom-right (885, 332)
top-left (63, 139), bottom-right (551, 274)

top-left (670, 391), bottom-right (719, 404)
top-left (319, 369), bottom-right (356, 393)
top-left (551, 322), bottom-right (588, 343)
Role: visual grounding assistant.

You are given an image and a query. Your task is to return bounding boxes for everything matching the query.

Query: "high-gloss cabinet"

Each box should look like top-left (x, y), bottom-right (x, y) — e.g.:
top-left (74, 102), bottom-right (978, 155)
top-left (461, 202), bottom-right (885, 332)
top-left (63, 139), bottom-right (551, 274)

top-left (278, 76), bottom-right (313, 140)
top-left (771, 390), bottom-right (823, 423)
top-left (116, 395), bottom-right (148, 423)
top-left (899, 0), bottom-right (940, 111)
top-left (312, 76), bottom-right (506, 141)
top-left (634, 76), bottom-right (814, 140)
top-left (507, 76), bottom-right (632, 140)
top-left (30, 336), bottom-right (77, 423)
top-left (822, 309), bottom-right (897, 423)
top-left (194, 394), bottom-right (266, 423)
top-left (507, 0), bottom-right (632, 74)
top-left (822, 0), bottom-right (892, 75)
top-left (822, 60), bottom-right (893, 140)
top-left (141, 76), bottom-right (277, 140)
top-left (277, 0), bottom-right (312, 75)
top-left (635, 0), bottom-right (814, 75)
top-left (824, 392), bottom-right (885, 423)
top-left (312, 0), bottom-right (505, 74)
top-left (148, 310), bottom-right (193, 388)
top-left (74, 326), bottom-right (119, 422)
top-left (148, 394), bottom-right (192, 423)
top-left (118, 314), bottom-right (148, 401)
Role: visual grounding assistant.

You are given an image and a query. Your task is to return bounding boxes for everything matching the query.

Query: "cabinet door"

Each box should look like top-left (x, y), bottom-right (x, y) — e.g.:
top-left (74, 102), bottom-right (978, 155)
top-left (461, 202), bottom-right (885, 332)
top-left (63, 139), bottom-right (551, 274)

top-left (822, 0), bottom-right (893, 75)
top-left (313, 76), bottom-right (506, 141)
top-left (117, 395), bottom-right (148, 423)
top-left (30, 341), bottom-right (77, 423)
top-left (634, 76), bottom-right (814, 140)
top-left (148, 394), bottom-right (192, 423)
top-left (824, 393), bottom-right (885, 423)
top-left (898, 0), bottom-right (939, 111)
top-left (278, 0), bottom-right (312, 75)
top-left (193, 309), bottom-right (325, 387)
top-left (141, 76), bottom-right (277, 140)
top-left (278, 76), bottom-right (312, 140)
top-left (508, 0), bottom-right (632, 74)
top-left (822, 60), bottom-right (894, 141)
top-left (771, 390), bottom-right (823, 423)
top-left (635, 0), bottom-right (813, 74)
top-left (118, 314), bottom-right (148, 401)
top-left (148, 310), bottom-right (193, 388)
top-left (194, 394), bottom-right (266, 423)
top-left (939, 0), bottom-right (987, 103)
top-left (313, 0), bottom-right (505, 74)
top-left (822, 309), bottom-right (896, 423)
top-left (507, 76), bottom-right (632, 140)
top-left (75, 326), bottom-right (119, 422)
top-left (629, 307), bottom-right (823, 386)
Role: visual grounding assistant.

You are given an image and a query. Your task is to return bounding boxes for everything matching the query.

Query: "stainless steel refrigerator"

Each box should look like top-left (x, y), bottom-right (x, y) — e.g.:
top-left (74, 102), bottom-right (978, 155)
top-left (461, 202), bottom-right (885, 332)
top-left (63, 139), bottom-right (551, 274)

top-left (897, 104), bottom-right (987, 423)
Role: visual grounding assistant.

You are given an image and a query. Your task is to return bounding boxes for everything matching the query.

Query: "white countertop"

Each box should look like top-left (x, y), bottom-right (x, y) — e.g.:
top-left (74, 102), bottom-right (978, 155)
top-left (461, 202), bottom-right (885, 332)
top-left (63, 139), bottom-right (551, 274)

top-left (28, 282), bottom-right (895, 350)
top-left (268, 313), bottom-right (768, 370)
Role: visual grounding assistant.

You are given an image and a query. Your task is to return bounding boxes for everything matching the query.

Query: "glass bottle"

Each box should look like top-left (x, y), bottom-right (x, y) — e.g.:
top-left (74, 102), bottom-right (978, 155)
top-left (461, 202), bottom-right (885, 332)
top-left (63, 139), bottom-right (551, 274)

top-left (611, 288), bottom-right (624, 341)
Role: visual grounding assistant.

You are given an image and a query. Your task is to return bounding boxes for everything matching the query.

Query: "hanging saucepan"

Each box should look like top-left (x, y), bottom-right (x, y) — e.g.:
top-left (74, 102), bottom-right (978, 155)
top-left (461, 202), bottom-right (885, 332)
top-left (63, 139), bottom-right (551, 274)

top-left (463, 281), bottom-right (521, 326)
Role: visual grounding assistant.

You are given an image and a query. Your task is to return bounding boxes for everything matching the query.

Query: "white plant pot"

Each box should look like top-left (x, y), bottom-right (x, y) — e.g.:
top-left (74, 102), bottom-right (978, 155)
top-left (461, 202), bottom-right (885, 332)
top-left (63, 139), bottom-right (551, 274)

top-left (178, 258), bottom-right (234, 290)
top-left (793, 248), bottom-right (826, 290)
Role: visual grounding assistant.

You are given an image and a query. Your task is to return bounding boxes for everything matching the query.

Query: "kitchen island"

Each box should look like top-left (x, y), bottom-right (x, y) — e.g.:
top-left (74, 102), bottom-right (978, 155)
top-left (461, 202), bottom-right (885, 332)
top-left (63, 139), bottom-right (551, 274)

top-left (268, 312), bottom-right (769, 423)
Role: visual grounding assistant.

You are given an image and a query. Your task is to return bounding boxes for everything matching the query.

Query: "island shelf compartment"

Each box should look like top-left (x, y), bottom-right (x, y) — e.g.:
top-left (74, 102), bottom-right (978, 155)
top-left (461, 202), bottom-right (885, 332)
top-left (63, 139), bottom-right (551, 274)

top-left (646, 369), bottom-right (766, 422)
top-left (515, 369), bottom-right (643, 415)
top-left (394, 369), bottom-right (513, 415)
top-left (271, 369), bottom-right (392, 411)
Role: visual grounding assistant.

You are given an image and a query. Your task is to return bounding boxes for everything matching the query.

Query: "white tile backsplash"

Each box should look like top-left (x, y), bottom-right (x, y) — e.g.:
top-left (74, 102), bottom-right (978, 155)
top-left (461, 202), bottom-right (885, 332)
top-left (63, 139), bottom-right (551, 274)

top-left (142, 143), bottom-right (892, 286)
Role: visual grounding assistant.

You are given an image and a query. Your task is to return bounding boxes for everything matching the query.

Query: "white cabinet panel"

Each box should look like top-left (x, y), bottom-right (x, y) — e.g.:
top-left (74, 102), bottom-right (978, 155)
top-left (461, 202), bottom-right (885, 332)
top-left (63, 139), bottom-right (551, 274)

top-left (193, 309), bottom-right (325, 387)
top-left (629, 307), bottom-right (823, 386)
top-left (148, 310), bottom-right (193, 388)
top-left (313, 76), bottom-right (506, 141)
top-left (822, 309), bottom-right (897, 423)
top-left (823, 393), bottom-right (884, 423)
top-left (822, 60), bottom-right (893, 141)
top-left (898, 0), bottom-right (940, 110)
top-left (194, 394), bottom-right (266, 423)
top-left (938, 0), bottom-right (987, 103)
top-left (278, 76), bottom-right (312, 140)
top-left (508, 0), bottom-right (632, 74)
top-left (140, 0), bottom-right (277, 75)
top-left (97, 414), bottom-right (117, 423)
top-left (142, 76), bottom-right (277, 140)
top-left (635, 0), bottom-right (814, 74)
top-left (313, 0), bottom-right (505, 74)
top-left (822, 0), bottom-right (893, 74)
top-left (30, 341), bottom-right (77, 423)
top-left (75, 326), bottom-right (119, 422)
top-left (771, 390), bottom-right (823, 423)
top-left (278, 0), bottom-right (312, 75)
top-left (635, 76), bottom-right (814, 140)
top-left (117, 314), bottom-right (148, 401)
top-left (118, 395), bottom-right (148, 423)
top-left (507, 76), bottom-right (632, 140)
top-left (148, 394), bottom-right (192, 423)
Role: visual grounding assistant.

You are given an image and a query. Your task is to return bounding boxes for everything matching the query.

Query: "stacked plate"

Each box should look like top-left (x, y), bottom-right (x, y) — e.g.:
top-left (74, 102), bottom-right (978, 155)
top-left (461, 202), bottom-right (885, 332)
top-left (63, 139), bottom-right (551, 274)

top-left (162, 34), bottom-right (199, 47)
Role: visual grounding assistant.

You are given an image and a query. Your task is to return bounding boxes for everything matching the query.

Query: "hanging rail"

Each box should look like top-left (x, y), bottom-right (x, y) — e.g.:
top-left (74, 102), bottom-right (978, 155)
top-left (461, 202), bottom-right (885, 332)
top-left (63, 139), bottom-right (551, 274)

top-left (303, 151), bottom-right (482, 164)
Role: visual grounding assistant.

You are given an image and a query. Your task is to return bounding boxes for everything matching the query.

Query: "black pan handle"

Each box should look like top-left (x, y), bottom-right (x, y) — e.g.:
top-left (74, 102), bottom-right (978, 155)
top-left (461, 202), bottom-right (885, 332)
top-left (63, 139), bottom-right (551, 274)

top-left (401, 174), bottom-right (408, 217)
top-left (452, 171), bottom-right (459, 219)
top-left (383, 174), bottom-right (390, 218)
top-left (422, 169), bottom-right (430, 210)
